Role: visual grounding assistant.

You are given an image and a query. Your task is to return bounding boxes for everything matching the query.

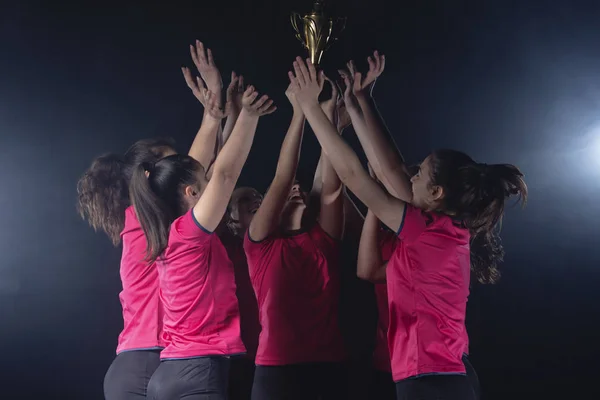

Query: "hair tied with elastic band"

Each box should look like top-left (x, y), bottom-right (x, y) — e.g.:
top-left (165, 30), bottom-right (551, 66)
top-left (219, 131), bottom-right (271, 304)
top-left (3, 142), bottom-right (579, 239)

top-left (142, 161), bottom-right (156, 178)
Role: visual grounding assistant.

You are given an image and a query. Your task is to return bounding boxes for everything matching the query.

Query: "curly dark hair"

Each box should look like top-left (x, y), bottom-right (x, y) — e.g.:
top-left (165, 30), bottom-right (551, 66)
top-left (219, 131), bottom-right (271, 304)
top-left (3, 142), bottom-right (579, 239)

top-left (430, 149), bottom-right (527, 284)
top-left (76, 138), bottom-right (176, 245)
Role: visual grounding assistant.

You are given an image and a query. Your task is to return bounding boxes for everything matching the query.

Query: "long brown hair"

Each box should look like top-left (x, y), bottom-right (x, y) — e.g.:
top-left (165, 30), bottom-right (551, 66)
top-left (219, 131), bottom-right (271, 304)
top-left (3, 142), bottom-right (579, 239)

top-left (430, 149), bottom-right (528, 284)
top-left (129, 154), bottom-right (203, 262)
top-left (76, 138), bottom-right (175, 245)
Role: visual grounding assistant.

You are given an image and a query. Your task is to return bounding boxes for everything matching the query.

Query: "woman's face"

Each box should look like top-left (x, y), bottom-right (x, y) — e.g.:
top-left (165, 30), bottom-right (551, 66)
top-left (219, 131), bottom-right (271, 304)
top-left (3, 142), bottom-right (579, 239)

top-left (410, 155), bottom-right (443, 210)
top-left (229, 187), bottom-right (263, 231)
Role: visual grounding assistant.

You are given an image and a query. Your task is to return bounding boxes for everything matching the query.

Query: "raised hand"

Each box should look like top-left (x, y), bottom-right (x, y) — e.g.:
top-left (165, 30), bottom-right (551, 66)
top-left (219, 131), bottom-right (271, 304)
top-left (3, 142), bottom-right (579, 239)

top-left (242, 86), bottom-right (277, 117)
top-left (204, 89), bottom-right (230, 119)
top-left (190, 40), bottom-right (223, 95)
top-left (337, 69), bottom-right (360, 114)
top-left (320, 76), bottom-right (340, 123)
top-left (288, 57), bottom-right (324, 108)
top-left (182, 66), bottom-right (207, 106)
top-left (347, 50), bottom-right (385, 97)
top-left (285, 82), bottom-right (302, 114)
top-left (226, 71), bottom-right (245, 114)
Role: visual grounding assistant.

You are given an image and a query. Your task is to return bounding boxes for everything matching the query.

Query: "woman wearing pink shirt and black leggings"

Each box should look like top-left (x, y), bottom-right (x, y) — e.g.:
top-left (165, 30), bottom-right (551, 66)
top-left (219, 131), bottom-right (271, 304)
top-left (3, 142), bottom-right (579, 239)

top-left (130, 86), bottom-right (275, 400)
top-left (77, 138), bottom-right (177, 400)
top-left (289, 55), bottom-right (525, 400)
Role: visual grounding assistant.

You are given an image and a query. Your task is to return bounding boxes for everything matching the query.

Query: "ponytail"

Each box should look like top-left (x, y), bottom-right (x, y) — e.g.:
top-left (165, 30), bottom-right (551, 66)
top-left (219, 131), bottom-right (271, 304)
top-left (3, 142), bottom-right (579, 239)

top-left (430, 150), bottom-right (528, 284)
top-left (129, 155), bottom-right (203, 262)
top-left (77, 154), bottom-right (128, 245)
top-left (129, 163), bottom-right (172, 262)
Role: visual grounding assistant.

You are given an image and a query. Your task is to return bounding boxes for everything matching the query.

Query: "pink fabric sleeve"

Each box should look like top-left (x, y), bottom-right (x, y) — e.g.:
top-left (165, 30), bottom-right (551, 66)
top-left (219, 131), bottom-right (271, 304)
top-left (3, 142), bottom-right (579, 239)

top-left (172, 210), bottom-right (214, 243)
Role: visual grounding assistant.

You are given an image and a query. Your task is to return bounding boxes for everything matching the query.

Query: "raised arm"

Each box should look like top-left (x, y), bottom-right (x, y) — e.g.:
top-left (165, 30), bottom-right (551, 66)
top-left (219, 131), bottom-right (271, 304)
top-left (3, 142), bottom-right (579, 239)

top-left (309, 95), bottom-right (352, 208)
top-left (183, 41), bottom-right (226, 170)
top-left (290, 57), bottom-right (406, 233)
top-left (357, 209), bottom-right (387, 283)
top-left (317, 79), bottom-right (344, 239)
top-left (193, 87), bottom-right (276, 232)
top-left (248, 85), bottom-right (305, 242)
top-left (357, 165), bottom-right (388, 282)
top-left (206, 72), bottom-right (245, 179)
top-left (220, 72), bottom-right (245, 148)
top-left (341, 53), bottom-right (413, 202)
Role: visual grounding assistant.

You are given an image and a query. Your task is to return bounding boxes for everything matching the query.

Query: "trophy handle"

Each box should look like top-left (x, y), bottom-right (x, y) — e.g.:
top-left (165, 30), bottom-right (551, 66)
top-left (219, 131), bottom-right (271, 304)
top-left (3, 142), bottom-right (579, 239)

top-left (290, 13), bottom-right (302, 36)
top-left (324, 17), bottom-right (347, 52)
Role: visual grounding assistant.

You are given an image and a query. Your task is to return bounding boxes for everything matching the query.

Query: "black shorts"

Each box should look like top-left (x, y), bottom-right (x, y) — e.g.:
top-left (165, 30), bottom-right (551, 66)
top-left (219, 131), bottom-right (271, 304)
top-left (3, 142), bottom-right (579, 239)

top-left (104, 349), bottom-right (161, 400)
top-left (395, 355), bottom-right (480, 400)
top-left (147, 356), bottom-right (230, 400)
top-left (251, 362), bottom-right (347, 400)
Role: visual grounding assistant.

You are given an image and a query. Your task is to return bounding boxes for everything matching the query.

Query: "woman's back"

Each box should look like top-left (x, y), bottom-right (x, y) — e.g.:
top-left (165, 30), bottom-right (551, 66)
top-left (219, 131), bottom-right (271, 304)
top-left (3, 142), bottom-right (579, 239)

top-left (157, 210), bottom-right (245, 359)
top-left (387, 205), bottom-right (471, 382)
top-left (117, 206), bottom-right (165, 353)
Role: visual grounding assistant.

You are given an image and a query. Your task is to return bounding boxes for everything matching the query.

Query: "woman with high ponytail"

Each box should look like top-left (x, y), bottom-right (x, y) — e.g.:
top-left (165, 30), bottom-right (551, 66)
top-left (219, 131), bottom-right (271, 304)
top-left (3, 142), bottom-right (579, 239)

top-left (289, 56), bottom-right (526, 399)
top-left (77, 137), bottom-right (176, 400)
top-left (130, 86), bottom-right (275, 400)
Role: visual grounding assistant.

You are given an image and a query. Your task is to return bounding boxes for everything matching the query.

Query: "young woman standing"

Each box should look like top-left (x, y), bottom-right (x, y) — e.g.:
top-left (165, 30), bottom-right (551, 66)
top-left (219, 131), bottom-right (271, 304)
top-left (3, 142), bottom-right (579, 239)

top-left (78, 138), bottom-right (176, 400)
top-left (220, 186), bottom-right (263, 400)
top-left (244, 83), bottom-right (346, 400)
top-left (77, 40), bottom-right (233, 400)
top-left (289, 56), bottom-right (526, 400)
top-left (130, 86), bottom-right (275, 400)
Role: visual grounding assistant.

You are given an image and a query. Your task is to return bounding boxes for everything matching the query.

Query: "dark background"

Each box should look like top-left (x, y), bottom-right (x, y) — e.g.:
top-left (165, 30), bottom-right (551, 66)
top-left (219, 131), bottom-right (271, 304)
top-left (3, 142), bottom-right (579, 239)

top-left (1, 0), bottom-right (599, 398)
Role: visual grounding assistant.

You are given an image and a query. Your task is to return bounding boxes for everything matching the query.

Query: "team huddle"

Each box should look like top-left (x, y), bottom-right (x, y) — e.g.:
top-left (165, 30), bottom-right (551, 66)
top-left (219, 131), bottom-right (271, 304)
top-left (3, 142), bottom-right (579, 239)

top-left (78, 41), bottom-right (527, 400)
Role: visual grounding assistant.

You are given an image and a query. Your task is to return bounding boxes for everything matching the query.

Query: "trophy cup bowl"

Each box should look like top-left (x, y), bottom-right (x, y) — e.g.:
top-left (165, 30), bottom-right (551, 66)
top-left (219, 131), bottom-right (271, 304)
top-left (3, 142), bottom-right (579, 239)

top-left (291, 1), bottom-right (346, 65)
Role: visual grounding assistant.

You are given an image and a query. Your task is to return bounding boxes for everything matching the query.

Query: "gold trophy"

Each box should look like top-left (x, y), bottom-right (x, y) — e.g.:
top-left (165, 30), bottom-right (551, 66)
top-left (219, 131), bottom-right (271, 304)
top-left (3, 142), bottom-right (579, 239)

top-left (291, 1), bottom-right (346, 65)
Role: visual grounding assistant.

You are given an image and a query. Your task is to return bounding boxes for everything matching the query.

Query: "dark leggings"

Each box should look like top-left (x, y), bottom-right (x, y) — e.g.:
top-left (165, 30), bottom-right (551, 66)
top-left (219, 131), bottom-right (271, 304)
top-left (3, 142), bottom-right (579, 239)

top-left (369, 369), bottom-right (396, 400)
top-left (147, 356), bottom-right (230, 400)
top-left (395, 356), bottom-right (480, 400)
top-left (104, 350), bottom-right (161, 400)
top-left (229, 356), bottom-right (255, 400)
top-left (252, 362), bottom-right (347, 400)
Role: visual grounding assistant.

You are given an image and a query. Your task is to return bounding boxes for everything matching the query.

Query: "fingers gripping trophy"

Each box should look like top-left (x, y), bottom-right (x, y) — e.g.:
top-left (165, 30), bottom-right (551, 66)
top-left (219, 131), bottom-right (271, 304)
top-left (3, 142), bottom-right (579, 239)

top-left (291, 0), bottom-right (346, 66)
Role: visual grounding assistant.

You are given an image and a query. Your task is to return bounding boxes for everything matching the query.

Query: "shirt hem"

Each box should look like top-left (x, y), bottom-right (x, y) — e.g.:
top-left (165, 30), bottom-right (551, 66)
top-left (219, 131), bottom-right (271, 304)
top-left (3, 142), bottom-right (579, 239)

top-left (160, 348), bottom-right (247, 360)
top-left (392, 365), bottom-right (467, 382)
top-left (116, 345), bottom-right (164, 355)
top-left (255, 354), bottom-right (347, 366)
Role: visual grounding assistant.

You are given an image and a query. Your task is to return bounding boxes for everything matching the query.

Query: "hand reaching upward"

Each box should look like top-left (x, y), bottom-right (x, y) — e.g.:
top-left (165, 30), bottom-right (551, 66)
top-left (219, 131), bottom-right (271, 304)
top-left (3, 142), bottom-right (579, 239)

top-left (288, 57), bottom-right (325, 108)
top-left (242, 86), bottom-right (277, 117)
top-left (337, 69), bottom-right (360, 114)
top-left (320, 76), bottom-right (340, 124)
top-left (285, 82), bottom-right (302, 114)
top-left (226, 71), bottom-right (245, 114)
top-left (182, 66), bottom-right (207, 107)
top-left (190, 40), bottom-right (223, 96)
top-left (204, 89), bottom-right (230, 119)
top-left (347, 51), bottom-right (385, 97)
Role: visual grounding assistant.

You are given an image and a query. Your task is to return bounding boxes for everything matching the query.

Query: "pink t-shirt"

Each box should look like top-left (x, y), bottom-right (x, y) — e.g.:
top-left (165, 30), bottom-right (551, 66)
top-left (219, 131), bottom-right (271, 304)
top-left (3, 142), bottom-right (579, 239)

top-left (157, 211), bottom-right (246, 359)
top-left (220, 232), bottom-right (261, 360)
top-left (387, 205), bottom-right (471, 382)
top-left (372, 230), bottom-right (397, 373)
top-left (244, 224), bottom-right (346, 366)
top-left (116, 206), bottom-right (164, 354)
